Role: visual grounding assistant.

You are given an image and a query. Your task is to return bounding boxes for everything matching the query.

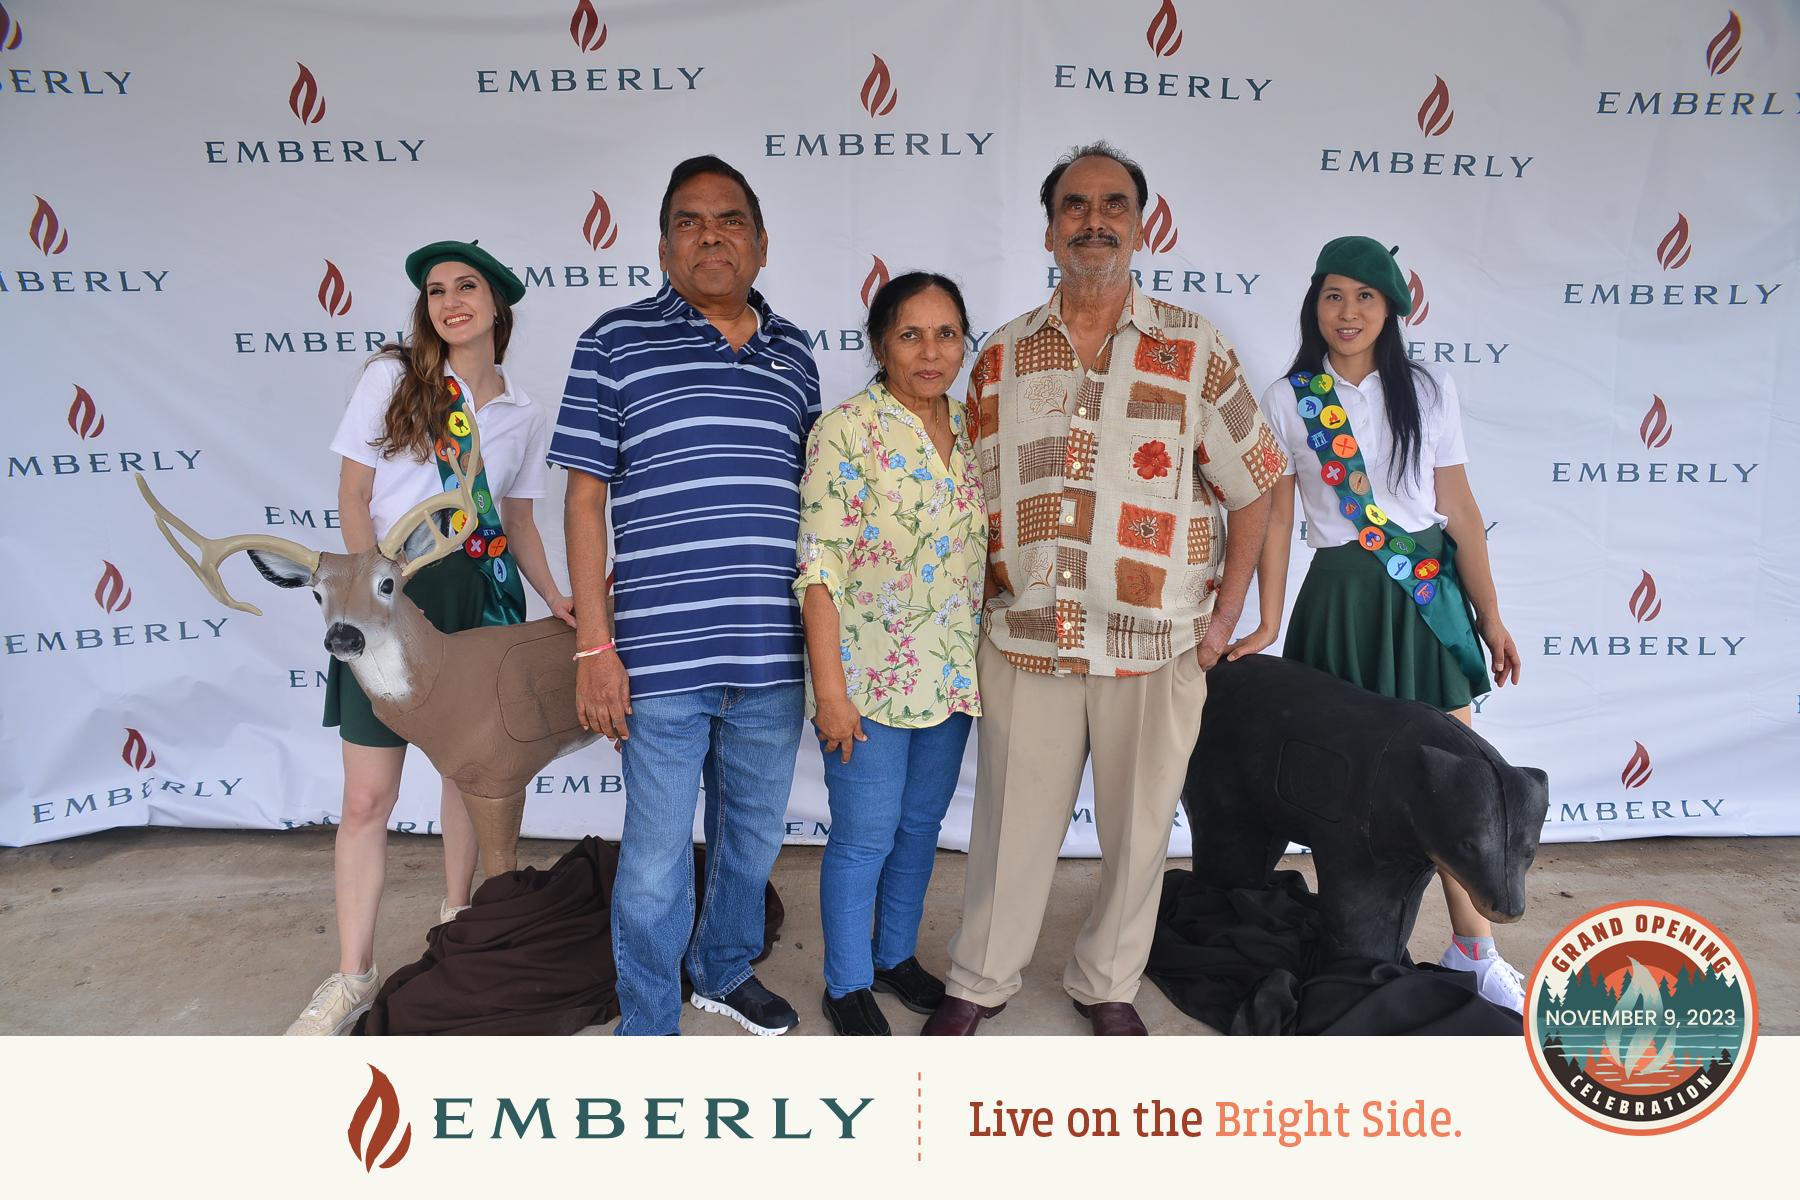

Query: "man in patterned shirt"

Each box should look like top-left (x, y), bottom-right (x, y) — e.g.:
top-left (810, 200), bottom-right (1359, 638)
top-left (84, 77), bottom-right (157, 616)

top-left (923, 143), bottom-right (1284, 1036)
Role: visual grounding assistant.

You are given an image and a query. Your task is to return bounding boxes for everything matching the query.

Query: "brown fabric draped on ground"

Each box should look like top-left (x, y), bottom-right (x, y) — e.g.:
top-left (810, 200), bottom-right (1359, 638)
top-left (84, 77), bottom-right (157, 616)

top-left (355, 837), bottom-right (785, 1035)
top-left (1145, 868), bottom-right (1520, 1035)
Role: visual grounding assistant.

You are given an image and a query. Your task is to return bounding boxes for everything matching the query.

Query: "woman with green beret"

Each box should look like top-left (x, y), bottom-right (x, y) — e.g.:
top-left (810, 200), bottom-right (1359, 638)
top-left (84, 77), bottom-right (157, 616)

top-left (287, 240), bottom-right (574, 1035)
top-left (1229, 236), bottom-right (1527, 1011)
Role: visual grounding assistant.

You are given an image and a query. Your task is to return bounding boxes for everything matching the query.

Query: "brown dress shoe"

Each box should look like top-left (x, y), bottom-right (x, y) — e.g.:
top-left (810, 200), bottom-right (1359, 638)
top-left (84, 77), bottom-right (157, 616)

top-left (920, 996), bottom-right (1006, 1035)
top-left (1072, 999), bottom-right (1148, 1035)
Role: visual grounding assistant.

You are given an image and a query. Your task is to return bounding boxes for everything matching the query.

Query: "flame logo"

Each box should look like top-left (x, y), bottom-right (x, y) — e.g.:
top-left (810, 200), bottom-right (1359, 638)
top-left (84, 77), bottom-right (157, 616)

top-left (859, 255), bottom-right (890, 308)
top-left (1639, 394), bottom-right (1672, 449)
top-left (582, 191), bottom-right (619, 251)
top-left (121, 728), bottom-right (157, 772)
top-left (1145, 0), bottom-right (1183, 57)
top-left (1404, 270), bottom-right (1429, 325)
top-left (288, 63), bottom-right (326, 125)
top-left (348, 1065), bottom-right (412, 1172)
top-left (68, 385), bottom-right (105, 440)
top-left (1706, 11), bottom-right (1742, 75)
top-left (1656, 213), bottom-right (1692, 270)
top-left (0, 4), bottom-right (21, 51)
top-left (1628, 570), bottom-right (1663, 623)
top-left (29, 195), bottom-right (68, 256)
top-left (569, 0), bottom-right (607, 52)
top-left (860, 54), bottom-right (898, 117)
top-left (1143, 194), bottom-right (1179, 254)
top-left (95, 561), bottom-right (132, 613)
top-left (1416, 75), bottom-right (1455, 137)
top-left (1620, 742), bottom-right (1653, 790)
top-left (317, 259), bottom-right (353, 317)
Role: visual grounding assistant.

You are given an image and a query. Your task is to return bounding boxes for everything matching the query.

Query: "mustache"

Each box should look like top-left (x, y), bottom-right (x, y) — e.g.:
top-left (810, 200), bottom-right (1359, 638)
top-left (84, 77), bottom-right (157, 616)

top-left (1066, 231), bottom-right (1121, 248)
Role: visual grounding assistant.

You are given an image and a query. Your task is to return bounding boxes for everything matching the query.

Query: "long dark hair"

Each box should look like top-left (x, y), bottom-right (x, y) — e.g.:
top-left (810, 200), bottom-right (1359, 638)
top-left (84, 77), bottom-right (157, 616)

top-left (1284, 274), bottom-right (1437, 484)
top-left (369, 281), bottom-right (514, 462)
top-left (866, 271), bottom-right (974, 385)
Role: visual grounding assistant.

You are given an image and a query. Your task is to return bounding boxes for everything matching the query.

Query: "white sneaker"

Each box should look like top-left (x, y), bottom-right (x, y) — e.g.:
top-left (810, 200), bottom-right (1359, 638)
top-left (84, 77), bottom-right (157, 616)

top-left (1439, 941), bottom-right (1526, 1013)
top-left (438, 899), bottom-right (470, 925)
top-left (284, 968), bottom-right (378, 1036)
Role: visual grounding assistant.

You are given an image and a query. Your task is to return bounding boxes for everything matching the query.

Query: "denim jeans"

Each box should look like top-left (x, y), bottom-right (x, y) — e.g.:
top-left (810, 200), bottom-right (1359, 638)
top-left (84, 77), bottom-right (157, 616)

top-left (613, 682), bottom-right (804, 1035)
top-left (818, 713), bottom-right (971, 998)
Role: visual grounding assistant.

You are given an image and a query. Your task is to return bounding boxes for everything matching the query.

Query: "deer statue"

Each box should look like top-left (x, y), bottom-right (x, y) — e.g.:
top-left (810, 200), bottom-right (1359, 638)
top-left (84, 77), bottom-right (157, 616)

top-left (134, 418), bottom-right (594, 877)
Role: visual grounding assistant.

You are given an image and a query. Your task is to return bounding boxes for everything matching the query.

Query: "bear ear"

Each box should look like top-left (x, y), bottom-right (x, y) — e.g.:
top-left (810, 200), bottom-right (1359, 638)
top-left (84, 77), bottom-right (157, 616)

top-left (1417, 742), bottom-right (1467, 801)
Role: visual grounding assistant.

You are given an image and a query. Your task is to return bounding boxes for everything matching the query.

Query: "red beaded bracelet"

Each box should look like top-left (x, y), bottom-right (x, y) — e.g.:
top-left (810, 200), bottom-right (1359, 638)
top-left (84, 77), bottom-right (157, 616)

top-left (572, 642), bottom-right (616, 660)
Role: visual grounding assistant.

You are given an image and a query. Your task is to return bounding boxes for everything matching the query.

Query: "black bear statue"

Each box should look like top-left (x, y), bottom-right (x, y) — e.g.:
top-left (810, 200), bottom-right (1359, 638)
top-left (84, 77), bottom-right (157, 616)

top-left (1183, 654), bottom-right (1550, 963)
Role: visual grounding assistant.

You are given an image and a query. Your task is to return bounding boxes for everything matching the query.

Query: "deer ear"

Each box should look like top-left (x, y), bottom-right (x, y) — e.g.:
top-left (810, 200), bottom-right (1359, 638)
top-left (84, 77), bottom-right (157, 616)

top-left (245, 548), bottom-right (314, 589)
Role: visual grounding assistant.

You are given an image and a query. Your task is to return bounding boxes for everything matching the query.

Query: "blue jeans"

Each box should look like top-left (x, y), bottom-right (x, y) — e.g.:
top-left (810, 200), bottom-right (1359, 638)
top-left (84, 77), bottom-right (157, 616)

top-left (818, 713), bottom-right (971, 998)
top-left (613, 682), bottom-right (804, 1035)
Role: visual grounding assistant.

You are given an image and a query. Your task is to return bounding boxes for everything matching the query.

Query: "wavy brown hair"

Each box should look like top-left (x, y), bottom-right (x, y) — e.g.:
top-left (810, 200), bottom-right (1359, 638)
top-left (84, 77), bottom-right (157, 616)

top-left (369, 280), bottom-right (514, 461)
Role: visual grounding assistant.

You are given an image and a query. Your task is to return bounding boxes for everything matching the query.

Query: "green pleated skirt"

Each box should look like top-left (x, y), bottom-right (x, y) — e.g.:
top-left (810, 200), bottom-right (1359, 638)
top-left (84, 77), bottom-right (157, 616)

top-left (1282, 523), bottom-right (1489, 713)
top-left (322, 550), bottom-right (491, 748)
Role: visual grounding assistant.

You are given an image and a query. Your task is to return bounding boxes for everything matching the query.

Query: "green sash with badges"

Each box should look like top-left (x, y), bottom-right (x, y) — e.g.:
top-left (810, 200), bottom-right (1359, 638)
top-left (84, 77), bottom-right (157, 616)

top-left (1287, 370), bottom-right (1488, 692)
top-left (434, 378), bottom-right (526, 626)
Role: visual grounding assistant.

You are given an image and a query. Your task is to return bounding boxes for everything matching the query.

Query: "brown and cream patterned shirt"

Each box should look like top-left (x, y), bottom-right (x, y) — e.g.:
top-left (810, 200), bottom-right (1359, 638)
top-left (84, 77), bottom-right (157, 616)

top-left (971, 283), bottom-right (1285, 677)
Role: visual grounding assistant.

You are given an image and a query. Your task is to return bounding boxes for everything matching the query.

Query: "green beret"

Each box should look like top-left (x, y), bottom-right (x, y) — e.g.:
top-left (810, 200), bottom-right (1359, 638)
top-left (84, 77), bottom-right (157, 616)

top-left (1313, 236), bottom-right (1411, 318)
top-left (404, 239), bottom-right (526, 305)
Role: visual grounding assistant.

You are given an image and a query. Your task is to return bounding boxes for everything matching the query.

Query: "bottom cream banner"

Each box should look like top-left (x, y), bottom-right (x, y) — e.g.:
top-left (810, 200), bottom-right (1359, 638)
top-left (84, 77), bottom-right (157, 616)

top-left (2, 1036), bottom-right (1788, 1194)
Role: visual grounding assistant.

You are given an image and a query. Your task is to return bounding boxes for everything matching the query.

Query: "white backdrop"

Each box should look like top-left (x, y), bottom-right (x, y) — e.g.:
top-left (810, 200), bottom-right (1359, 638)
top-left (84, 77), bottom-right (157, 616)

top-left (4, 0), bottom-right (1797, 853)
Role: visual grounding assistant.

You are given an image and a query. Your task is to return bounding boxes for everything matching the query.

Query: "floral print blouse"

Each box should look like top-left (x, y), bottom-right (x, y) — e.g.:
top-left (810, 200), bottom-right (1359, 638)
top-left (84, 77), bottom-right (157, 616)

top-left (795, 383), bottom-right (987, 728)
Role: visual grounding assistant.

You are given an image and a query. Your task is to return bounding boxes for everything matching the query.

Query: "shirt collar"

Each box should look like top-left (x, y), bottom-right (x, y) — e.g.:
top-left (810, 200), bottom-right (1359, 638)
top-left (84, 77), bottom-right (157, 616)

top-left (1020, 280), bottom-right (1167, 343)
top-left (655, 282), bottom-right (795, 343)
top-left (444, 362), bottom-right (521, 407)
top-left (1319, 359), bottom-right (1382, 398)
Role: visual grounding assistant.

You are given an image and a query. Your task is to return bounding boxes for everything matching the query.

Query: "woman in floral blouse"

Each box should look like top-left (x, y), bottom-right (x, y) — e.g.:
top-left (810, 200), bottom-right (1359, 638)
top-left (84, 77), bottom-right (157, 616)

top-left (795, 272), bottom-right (987, 1035)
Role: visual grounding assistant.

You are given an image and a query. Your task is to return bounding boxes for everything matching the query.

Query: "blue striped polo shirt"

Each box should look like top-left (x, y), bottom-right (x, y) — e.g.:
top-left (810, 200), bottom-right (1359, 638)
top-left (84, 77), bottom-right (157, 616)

top-left (548, 284), bottom-right (821, 699)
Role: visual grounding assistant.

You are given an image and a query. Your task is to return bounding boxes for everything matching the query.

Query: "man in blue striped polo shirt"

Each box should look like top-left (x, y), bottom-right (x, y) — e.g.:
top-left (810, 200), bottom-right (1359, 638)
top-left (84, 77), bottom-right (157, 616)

top-left (550, 155), bottom-right (822, 1036)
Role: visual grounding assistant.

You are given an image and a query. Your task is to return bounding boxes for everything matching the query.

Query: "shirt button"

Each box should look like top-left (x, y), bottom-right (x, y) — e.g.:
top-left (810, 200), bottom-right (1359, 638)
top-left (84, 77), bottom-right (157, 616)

top-left (1061, 570), bottom-right (1072, 580)
top-left (1077, 407), bottom-right (1087, 417)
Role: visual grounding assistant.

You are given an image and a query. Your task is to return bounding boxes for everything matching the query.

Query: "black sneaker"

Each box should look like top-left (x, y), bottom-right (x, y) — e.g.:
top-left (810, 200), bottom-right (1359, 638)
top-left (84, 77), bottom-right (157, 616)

top-left (872, 957), bottom-right (947, 1014)
top-left (822, 988), bottom-right (892, 1036)
top-left (691, 976), bottom-right (800, 1036)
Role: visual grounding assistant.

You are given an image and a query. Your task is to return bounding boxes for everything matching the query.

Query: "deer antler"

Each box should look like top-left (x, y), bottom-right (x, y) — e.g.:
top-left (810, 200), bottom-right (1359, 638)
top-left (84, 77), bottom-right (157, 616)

top-left (135, 474), bottom-right (322, 617)
top-left (377, 398), bottom-right (485, 578)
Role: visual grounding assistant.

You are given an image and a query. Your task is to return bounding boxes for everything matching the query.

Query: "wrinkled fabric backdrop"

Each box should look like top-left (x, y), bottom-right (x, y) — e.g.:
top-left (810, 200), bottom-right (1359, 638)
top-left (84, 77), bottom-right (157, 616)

top-left (4, 0), bottom-right (1796, 851)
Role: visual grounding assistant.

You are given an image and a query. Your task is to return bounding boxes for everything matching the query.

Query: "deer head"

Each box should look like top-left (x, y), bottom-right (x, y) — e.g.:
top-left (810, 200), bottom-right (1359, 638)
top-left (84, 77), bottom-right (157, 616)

top-left (135, 416), bottom-right (486, 702)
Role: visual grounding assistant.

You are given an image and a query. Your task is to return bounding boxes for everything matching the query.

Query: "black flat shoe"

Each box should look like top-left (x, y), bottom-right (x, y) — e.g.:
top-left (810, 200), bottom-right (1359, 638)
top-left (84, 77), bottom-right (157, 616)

top-left (872, 957), bottom-right (946, 1014)
top-left (823, 988), bottom-right (891, 1036)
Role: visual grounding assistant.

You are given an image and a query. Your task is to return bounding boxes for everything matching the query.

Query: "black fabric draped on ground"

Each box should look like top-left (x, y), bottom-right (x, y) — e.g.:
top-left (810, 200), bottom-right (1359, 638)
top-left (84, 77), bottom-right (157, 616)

top-left (355, 837), bottom-right (784, 1035)
top-left (1146, 868), bottom-right (1521, 1035)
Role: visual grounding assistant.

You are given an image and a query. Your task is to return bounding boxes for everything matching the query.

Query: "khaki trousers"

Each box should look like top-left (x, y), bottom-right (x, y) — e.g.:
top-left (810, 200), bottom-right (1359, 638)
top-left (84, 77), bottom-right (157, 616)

top-left (945, 637), bottom-right (1209, 1007)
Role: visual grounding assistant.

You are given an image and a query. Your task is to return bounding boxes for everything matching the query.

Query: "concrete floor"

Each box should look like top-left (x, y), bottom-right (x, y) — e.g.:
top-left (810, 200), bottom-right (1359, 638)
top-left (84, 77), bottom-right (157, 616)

top-left (1, 827), bottom-right (1795, 1035)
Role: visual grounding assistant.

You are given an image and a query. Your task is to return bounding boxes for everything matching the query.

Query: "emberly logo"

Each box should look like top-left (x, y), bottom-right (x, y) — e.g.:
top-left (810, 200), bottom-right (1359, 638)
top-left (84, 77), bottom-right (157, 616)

top-left (29, 729), bottom-right (245, 827)
top-left (1321, 74), bottom-right (1533, 180)
top-left (767, 52), bottom-right (994, 157)
top-left (1053, 1), bottom-right (1269, 104)
top-left (2, 195), bottom-right (169, 295)
top-left (1048, 192), bottom-right (1258, 299)
top-left (121, 727), bottom-right (156, 771)
top-left (6, 559), bottom-right (229, 656)
top-left (349, 1066), bottom-right (413, 1172)
top-left (478, 3), bottom-right (702, 96)
top-left (1397, 269), bottom-right (1510, 365)
top-left (7, 383), bottom-right (204, 482)
top-left (1551, 393), bottom-right (1757, 485)
top-left (0, 3), bottom-right (133, 98)
top-left (1597, 9), bottom-right (1794, 117)
top-left (1547, 743), bottom-right (1726, 826)
top-left (859, 256), bottom-right (890, 307)
top-left (1562, 214), bottom-right (1780, 307)
top-left (1540, 567), bottom-right (1745, 660)
top-left (509, 190), bottom-right (659, 293)
top-left (205, 63), bottom-right (424, 166)
top-left (233, 258), bottom-right (404, 355)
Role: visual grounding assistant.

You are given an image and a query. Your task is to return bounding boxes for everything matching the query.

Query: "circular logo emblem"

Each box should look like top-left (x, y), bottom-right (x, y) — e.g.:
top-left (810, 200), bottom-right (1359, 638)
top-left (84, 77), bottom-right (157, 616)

top-left (492, 559), bottom-right (509, 583)
top-left (450, 508), bottom-right (469, 535)
top-left (446, 379), bottom-right (462, 398)
top-left (1386, 555), bottom-right (1414, 580)
top-left (1289, 372), bottom-right (1313, 388)
top-left (447, 411), bottom-right (472, 438)
top-left (434, 438), bottom-right (457, 464)
top-left (1358, 526), bottom-right (1385, 551)
top-left (474, 488), bottom-right (492, 514)
top-left (1347, 470), bottom-right (1371, 496)
top-left (1321, 461), bottom-right (1347, 486)
top-left (464, 533), bottom-right (486, 558)
top-left (1525, 901), bottom-right (1757, 1135)
top-left (1310, 373), bottom-right (1335, 396)
top-left (487, 534), bottom-right (508, 558)
top-left (1307, 429), bottom-right (1330, 452)
top-left (1364, 503), bottom-right (1389, 527)
top-left (1319, 404), bottom-right (1348, 430)
top-left (1340, 498), bottom-right (1363, 520)
top-left (1388, 534), bottom-right (1416, 555)
top-left (1331, 433), bottom-right (1358, 458)
top-left (1297, 396), bottom-right (1322, 419)
top-left (1411, 579), bottom-right (1436, 604)
top-left (1413, 557), bottom-right (1442, 580)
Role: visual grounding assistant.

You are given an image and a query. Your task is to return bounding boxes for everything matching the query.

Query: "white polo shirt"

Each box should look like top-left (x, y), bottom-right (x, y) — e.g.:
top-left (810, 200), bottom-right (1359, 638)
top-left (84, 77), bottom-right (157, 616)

top-left (330, 356), bottom-right (550, 536)
top-left (1260, 363), bottom-right (1467, 549)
